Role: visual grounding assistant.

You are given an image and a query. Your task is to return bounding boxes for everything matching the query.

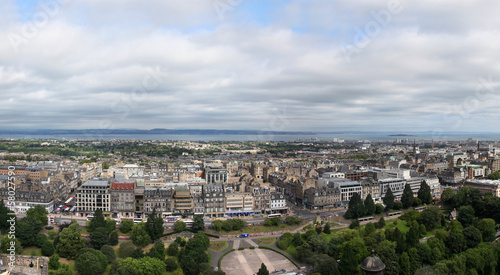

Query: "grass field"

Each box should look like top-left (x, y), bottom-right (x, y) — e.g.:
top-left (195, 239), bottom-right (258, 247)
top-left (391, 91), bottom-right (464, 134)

top-left (209, 241), bottom-right (229, 251)
top-left (257, 237), bottom-right (276, 245)
top-left (223, 224), bottom-right (293, 235)
top-left (384, 219), bottom-right (410, 233)
top-left (21, 246), bottom-right (42, 256)
top-left (285, 245), bottom-right (297, 257)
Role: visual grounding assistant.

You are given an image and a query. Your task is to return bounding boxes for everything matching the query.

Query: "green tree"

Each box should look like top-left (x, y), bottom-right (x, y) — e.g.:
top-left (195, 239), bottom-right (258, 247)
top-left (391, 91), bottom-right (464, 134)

top-left (0, 200), bottom-right (16, 233)
top-left (56, 223), bottom-right (86, 259)
top-left (383, 187), bottom-right (395, 210)
top-left (345, 192), bottom-right (365, 219)
top-left (78, 248), bottom-right (108, 273)
top-left (165, 258), bottom-right (178, 272)
top-left (376, 240), bottom-right (399, 275)
top-left (1, 235), bottom-right (22, 254)
top-left (401, 184), bottom-right (414, 209)
top-left (399, 252), bottom-right (411, 275)
top-left (375, 204), bottom-right (384, 214)
top-left (192, 215), bottom-right (205, 231)
top-left (393, 201), bottom-right (403, 210)
top-left (349, 219), bottom-right (360, 229)
top-left (36, 232), bottom-right (48, 247)
top-left (364, 194), bottom-right (376, 215)
top-left (457, 205), bottom-right (475, 227)
top-left (418, 206), bottom-right (441, 230)
top-left (131, 222), bottom-right (151, 247)
top-left (293, 233), bottom-right (303, 246)
top-left (312, 254), bottom-right (339, 275)
top-left (106, 218), bottom-right (116, 234)
top-left (148, 241), bottom-right (166, 261)
top-left (377, 217), bottom-right (385, 229)
top-left (487, 171), bottom-right (500, 180)
top-left (131, 248), bottom-right (145, 259)
top-left (120, 219), bottom-right (134, 233)
top-left (48, 254), bottom-right (60, 270)
top-left (119, 257), bottom-right (166, 275)
top-left (118, 241), bottom-right (136, 258)
top-left (41, 241), bottom-right (55, 256)
top-left (212, 220), bottom-right (223, 231)
top-left (364, 222), bottom-right (376, 236)
top-left (75, 251), bottom-right (105, 275)
top-left (445, 230), bottom-right (467, 254)
top-left (90, 227), bottom-right (109, 250)
top-left (407, 247), bottom-right (420, 274)
top-left (440, 188), bottom-right (455, 204)
top-left (476, 218), bottom-right (496, 242)
top-left (88, 209), bottom-right (106, 233)
top-left (16, 216), bottom-right (41, 246)
top-left (174, 220), bottom-right (186, 232)
top-left (463, 226), bottom-right (482, 249)
top-left (257, 263), bottom-right (269, 275)
top-left (406, 221), bottom-right (420, 248)
top-left (26, 205), bottom-right (48, 228)
top-left (101, 245), bottom-right (117, 263)
top-left (109, 231), bottom-right (119, 246)
top-left (167, 242), bottom-right (179, 256)
top-left (323, 223), bottom-right (331, 234)
top-left (339, 243), bottom-right (360, 275)
top-left (417, 180), bottom-right (433, 204)
top-left (147, 209), bottom-right (164, 241)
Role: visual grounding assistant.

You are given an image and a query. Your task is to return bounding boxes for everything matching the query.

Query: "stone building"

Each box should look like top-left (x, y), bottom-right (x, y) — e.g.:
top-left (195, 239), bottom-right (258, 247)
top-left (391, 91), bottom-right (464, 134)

top-left (110, 180), bottom-right (135, 218)
top-left (143, 187), bottom-right (173, 216)
top-left (203, 184), bottom-right (225, 218)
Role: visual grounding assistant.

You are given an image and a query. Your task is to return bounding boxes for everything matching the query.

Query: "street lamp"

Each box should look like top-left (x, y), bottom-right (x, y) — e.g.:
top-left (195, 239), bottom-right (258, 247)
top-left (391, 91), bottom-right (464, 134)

top-left (29, 256), bottom-right (34, 268)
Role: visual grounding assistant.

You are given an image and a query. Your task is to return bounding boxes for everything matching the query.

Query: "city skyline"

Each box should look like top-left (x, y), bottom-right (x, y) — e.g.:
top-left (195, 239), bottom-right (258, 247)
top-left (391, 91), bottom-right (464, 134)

top-left (2, 1), bottom-right (500, 133)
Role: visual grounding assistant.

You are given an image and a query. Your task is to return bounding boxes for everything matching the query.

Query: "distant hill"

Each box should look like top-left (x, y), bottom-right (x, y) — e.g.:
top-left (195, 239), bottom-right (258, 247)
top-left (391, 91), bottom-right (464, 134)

top-left (0, 128), bottom-right (316, 135)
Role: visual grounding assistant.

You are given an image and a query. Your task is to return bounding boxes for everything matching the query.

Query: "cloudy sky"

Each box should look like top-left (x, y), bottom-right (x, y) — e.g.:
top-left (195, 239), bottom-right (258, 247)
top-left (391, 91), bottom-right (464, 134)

top-left (2, 0), bottom-right (500, 133)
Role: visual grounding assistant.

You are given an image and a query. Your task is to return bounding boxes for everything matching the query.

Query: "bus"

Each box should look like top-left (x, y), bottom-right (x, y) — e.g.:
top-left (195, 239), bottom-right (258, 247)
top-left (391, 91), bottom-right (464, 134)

top-left (165, 216), bottom-right (181, 223)
top-left (267, 214), bottom-right (282, 218)
top-left (133, 218), bottom-right (144, 224)
top-left (183, 219), bottom-right (194, 228)
top-left (65, 197), bottom-right (74, 205)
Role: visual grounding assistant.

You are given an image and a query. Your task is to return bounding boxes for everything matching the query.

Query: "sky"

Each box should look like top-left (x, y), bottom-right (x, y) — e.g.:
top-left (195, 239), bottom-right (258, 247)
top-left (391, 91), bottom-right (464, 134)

top-left (2, 0), bottom-right (500, 133)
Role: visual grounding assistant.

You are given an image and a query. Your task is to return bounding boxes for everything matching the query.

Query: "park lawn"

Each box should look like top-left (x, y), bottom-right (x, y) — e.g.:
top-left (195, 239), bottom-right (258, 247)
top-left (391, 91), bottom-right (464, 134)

top-left (59, 258), bottom-right (77, 274)
top-left (383, 219), bottom-right (409, 233)
top-left (209, 241), bottom-right (228, 252)
top-left (327, 222), bottom-right (339, 227)
top-left (21, 246), bottom-right (42, 256)
top-left (223, 224), bottom-right (292, 235)
top-left (285, 245), bottom-right (297, 258)
top-left (320, 232), bottom-right (335, 242)
top-left (257, 237), bottom-right (276, 245)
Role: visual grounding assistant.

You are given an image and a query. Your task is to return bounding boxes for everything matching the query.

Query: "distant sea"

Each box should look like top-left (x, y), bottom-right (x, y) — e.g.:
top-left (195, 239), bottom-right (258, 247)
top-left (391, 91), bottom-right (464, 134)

top-left (1, 133), bottom-right (499, 142)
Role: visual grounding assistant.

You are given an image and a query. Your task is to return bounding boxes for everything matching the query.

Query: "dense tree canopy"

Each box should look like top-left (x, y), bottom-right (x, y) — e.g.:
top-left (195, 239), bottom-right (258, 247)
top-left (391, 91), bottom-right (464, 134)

top-left (131, 222), bottom-right (151, 247)
top-left (401, 184), bottom-right (414, 209)
top-left (345, 192), bottom-right (365, 219)
top-left (146, 209), bottom-right (164, 241)
top-left (88, 209), bottom-right (106, 233)
top-left (56, 223), bottom-right (86, 259)
top-left (417, 180), bottom-right (433, 204)
top-left (383, 187), bottom-right (395, 210)
top-left (364, 194), bottom-right (376, 215)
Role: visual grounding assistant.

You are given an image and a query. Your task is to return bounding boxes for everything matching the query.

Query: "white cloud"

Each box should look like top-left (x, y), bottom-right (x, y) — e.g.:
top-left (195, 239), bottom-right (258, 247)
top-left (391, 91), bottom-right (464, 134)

top-left (1, 0), bottom-right (500, 132)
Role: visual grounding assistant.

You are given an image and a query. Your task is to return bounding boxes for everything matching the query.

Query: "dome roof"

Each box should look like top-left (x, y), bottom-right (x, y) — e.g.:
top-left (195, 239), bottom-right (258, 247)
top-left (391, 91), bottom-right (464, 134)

top-left (360, 250), bottom-right (385, 272)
